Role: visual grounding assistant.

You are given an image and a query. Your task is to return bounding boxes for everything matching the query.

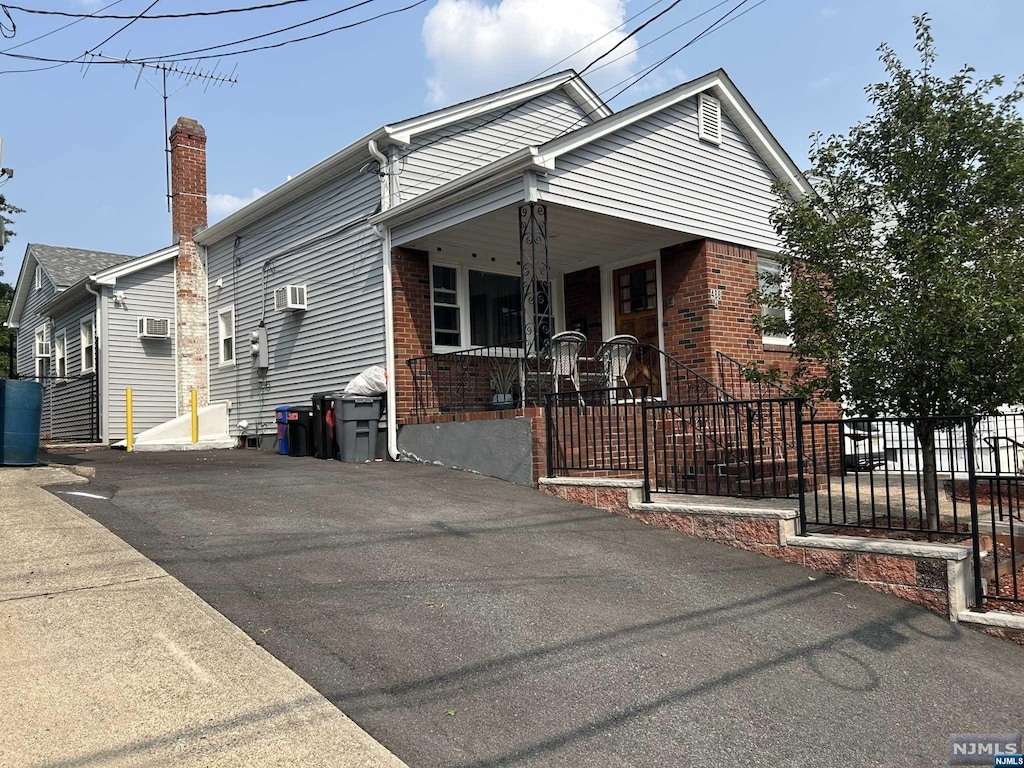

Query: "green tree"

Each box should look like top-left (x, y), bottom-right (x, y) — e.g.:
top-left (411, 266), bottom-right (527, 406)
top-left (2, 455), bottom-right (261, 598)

top-left (0, 281), bottom-right (12, 377)
top-left (757, 15), bottom-right (1024, 531)
top-left (0, 191), bottom-right (22, 263)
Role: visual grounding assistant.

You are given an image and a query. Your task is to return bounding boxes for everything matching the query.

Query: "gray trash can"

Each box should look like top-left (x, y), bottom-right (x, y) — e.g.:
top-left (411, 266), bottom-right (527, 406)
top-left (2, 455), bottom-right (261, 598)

top-left (336, 396), bottom-right (382, 462)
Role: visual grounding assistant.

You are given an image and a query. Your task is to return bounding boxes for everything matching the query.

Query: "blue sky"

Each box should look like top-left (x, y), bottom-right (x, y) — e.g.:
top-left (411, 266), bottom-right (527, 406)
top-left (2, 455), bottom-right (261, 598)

top-left (1, 0), bottom-right (1021, 282)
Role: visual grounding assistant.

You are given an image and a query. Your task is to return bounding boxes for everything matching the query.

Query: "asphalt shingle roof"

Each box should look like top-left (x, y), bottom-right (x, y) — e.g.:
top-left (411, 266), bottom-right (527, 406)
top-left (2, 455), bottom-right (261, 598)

top-left (28, 243), bottom-right (136, 288)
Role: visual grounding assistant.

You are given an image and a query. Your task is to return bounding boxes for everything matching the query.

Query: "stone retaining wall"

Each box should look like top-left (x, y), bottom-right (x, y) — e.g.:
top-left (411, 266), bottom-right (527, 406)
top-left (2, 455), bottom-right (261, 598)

top-left (540, 478), bottom-right (972, 621)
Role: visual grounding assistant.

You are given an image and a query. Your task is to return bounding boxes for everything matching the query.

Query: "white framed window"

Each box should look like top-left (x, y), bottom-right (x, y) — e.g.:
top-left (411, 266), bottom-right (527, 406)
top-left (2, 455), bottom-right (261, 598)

top-left (35, 265), bottom-right (43, 291)
top-left (80, 318), bottom-right (96, 373)
top-left (34, 327), bottom-right (50, 379)
top-left (430, 262), bottom-right (524, 351)
top-left (55, 331), bottom-right (67, 377)
top-left (218, 306), bottom-right (235, 365)
top-left (758, 257), bottom-right (791, 345)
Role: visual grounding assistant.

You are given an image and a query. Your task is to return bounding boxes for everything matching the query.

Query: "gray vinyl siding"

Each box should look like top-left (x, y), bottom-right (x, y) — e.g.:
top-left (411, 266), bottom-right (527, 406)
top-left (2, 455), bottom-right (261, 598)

top-left (205, 165), bottom-right (384, 436)
top-left (15, 262), bottom-right (58, 377)
top-left (105, 259), bottom-right (177, 441)
top-left (397, 89), bottom-right (592, 202)
top-left (48, 294), bottom-right (94, 378)
top-left (539, 98), bottom-right (783, 252)
top-left (391, 178), bottom-right (526, 246)
top-left (43, 294), bottom-right (98, 441)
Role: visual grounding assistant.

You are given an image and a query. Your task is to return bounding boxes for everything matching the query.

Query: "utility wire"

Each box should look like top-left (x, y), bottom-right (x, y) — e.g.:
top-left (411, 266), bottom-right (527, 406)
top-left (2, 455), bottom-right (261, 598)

top-left (127, 0), bottom-right (379, 62)
top-left (1, 0), bottom-right (125, 53)
top-left (398, 0), bottom-right (680, 168)
top-left (0, 0), bottom-right (424, 67)
top-left (90, 0), bottom-right (160, 51)
top-left (579, 0), bottom-right (684, 75)
top-left (401, 0), bottom-right (761, 197)
top-left (2, 0), bottom-right (317, 20)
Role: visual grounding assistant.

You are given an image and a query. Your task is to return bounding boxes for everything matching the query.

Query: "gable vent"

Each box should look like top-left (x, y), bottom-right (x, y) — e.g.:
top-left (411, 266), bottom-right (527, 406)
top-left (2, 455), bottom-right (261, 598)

top-left (698, 92), bottom-right (722, 145)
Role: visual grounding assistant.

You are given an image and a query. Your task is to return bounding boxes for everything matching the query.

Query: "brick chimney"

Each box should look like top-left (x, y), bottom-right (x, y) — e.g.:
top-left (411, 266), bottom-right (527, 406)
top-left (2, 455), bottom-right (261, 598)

top-left (170, 116), bottom-right (209, 414)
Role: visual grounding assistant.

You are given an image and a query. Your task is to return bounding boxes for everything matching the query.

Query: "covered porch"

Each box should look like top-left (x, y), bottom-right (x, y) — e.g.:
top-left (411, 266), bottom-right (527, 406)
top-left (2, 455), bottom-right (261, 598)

top-left (391, 200), bottom-right (722, 424)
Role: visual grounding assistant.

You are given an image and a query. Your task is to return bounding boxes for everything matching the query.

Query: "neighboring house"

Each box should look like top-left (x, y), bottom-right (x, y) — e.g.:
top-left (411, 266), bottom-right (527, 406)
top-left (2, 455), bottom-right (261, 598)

top-left (5, 243), bottom-right (180, 442)
top-left (192, 68), bottom-right (821, 484)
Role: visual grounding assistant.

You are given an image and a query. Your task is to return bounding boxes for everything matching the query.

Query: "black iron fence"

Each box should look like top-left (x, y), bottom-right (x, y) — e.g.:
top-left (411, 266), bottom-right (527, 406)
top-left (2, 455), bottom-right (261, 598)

top-left (18, 375), bottom-right (99, 443)
top-left (647, 396), bottom-right (805, 498)
top-left (545, 385), bottom-right (650, 485)
top-left (406, 341), bottom-right (725, 420)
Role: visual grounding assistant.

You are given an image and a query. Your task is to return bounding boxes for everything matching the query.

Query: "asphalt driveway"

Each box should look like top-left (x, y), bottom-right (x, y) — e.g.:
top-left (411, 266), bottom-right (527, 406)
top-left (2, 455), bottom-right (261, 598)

top-left (46, 449), bottom-right (1024, 767)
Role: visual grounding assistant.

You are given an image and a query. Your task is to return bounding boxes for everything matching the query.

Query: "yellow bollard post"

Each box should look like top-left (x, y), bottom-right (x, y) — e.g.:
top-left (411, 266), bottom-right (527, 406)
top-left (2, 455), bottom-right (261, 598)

top-left (126, 388), bottom-right (134, 453)
top-left (191, 388), bottom-right (198, 444)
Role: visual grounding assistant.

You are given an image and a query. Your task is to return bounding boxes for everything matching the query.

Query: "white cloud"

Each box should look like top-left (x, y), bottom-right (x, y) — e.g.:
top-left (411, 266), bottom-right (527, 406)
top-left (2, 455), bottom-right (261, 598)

top-left (421, 0), bottom-right (638, 108)
top-left (208, 187), bottom-right (266, 220)
top-left (819, 6), bottom-right (840, 18)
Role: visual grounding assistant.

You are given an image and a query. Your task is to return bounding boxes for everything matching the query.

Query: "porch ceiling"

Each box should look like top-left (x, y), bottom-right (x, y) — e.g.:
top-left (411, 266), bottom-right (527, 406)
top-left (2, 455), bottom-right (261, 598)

top-left (403, 203), bottom-right (696, 273)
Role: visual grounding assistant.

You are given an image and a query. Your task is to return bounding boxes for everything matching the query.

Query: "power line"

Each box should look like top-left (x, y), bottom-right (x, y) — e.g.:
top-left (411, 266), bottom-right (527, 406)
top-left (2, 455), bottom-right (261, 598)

top-left (0, 0), bottom-right (427, 68)
top-left (0, 0), bottom-right (126, 54)
top-left (585, 0), bottom-right (732, 76)
top-left (579, 0), bottom-right (684, 76)
top-left (1, 0), bottom-right (316, 20)
top-left (398, 0), bottom-right (681, 170)
top-left (400, 0), bottom-right (762, 197)
top-left (90, 0), bottom-right (160, 52)
top-left (128, 0), bottom-right (379, 62)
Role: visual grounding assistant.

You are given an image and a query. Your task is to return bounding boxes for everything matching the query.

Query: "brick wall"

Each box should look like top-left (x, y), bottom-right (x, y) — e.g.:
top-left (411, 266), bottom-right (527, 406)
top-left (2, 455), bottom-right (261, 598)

top-left (392, 247), bottom-right (432, 422)
top-left (170, 116), bottom-right (209, 413)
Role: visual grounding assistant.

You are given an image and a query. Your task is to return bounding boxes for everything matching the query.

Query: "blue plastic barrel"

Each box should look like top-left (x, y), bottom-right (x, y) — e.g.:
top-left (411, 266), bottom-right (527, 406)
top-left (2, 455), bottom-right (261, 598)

top-left (274, 405), bottom-right (291, 455)
top-left (1, 379), bottom-right (43, 466)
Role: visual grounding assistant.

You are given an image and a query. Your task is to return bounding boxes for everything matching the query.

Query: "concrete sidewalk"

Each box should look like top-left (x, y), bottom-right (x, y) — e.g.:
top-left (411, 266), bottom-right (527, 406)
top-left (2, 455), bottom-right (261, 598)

top-left (0, 465), bottom-right (406, 768)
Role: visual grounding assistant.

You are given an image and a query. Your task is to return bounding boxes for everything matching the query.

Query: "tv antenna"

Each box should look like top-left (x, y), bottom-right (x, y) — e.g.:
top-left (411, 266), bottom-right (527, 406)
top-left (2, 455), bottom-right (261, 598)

top-left (87, 53), bottom-right (238, 212)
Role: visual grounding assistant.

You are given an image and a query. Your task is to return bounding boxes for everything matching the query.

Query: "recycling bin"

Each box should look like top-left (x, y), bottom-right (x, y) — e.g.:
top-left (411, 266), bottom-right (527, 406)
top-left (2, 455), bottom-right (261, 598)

top-left (336, 396), bottom-right (382, 463)
top-left (286, 406), bottom-right (314, 457)
top-left (274, 405), bottom-right (291, 456)
top-left (1, 379), bottom-right (43, 466)
top-left (311, 393), bottom-right (338, 460)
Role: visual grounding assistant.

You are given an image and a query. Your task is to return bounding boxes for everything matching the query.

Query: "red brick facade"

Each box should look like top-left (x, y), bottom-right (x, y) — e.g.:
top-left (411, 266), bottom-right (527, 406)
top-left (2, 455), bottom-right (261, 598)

top-left (391, 247), bottom-right (432, 421)
top-left (170, 116), bottom-right (209, 412)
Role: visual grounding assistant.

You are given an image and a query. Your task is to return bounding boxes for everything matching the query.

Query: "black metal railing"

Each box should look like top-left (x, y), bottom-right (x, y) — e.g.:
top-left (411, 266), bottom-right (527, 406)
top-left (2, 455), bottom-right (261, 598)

top-left (17, 375), bottom-right (99, 443)
top-left (646, 396), bottom-right (805, 498)
top-left (406, 341), bottom-right (730, 420)
top-left (716, 349), bottom-right (818, 417)
top-left (545, 385), bottom-right (650, 486)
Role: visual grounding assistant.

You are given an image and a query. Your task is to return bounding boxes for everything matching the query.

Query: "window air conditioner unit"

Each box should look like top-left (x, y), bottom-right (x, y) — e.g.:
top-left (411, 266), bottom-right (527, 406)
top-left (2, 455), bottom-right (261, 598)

top-left (137, 317), bottom-right (171, 339)
top-left (35, 340), bottom-right (51, 357)
top-left (275, 284), bottom-right (307, 312)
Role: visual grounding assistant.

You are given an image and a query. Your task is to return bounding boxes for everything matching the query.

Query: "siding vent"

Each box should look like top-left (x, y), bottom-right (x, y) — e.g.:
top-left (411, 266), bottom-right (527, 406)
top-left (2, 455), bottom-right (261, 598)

top-left (137, 317), bottom-right (171, 339)
top-left (698, 92), bottom-right (722, 145)
top-left (275, 285), bottom-right (308, 312)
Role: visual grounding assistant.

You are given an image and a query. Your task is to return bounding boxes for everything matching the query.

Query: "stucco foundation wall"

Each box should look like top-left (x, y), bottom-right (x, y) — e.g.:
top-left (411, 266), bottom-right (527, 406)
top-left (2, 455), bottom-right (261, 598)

top-left (399, 416), bottom-right (534, 486)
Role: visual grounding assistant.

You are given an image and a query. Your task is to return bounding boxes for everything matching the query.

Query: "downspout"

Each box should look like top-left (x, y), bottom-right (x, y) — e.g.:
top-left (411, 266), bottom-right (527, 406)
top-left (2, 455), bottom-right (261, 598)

top-left (85, 281), bottom-right (104, 442)
top-left (368, 138), bottom-right (399, 460)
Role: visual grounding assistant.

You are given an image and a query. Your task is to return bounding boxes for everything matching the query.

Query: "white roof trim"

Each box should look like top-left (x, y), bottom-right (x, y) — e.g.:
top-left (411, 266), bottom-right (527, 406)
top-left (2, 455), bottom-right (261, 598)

top-left (37, 244), bottom-right (177, 317)
top-left (4, 247), bottom-right (58, 329)
top-left (384, 72), bottom-right (609, 144)
top-left (537, 69), bottom-right (811, 199)
top-left (363, 70), bottom-right (812, 234)
top-left (368, 147), bottom-right (550, 229)
top-left (196, 70), bottom-right (608, 246)
top-left (90, 244), bottom-right (178, 285)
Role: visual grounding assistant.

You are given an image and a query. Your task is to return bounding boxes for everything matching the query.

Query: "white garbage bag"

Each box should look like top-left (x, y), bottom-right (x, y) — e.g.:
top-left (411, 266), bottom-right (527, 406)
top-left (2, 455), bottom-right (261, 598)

top-left (344, 366), bottom-right (388, 396)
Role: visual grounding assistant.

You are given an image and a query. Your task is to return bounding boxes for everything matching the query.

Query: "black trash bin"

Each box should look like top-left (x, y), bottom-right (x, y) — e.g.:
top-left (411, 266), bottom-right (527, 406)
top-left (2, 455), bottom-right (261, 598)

top-left (311, 393), bottom-right (338, 460)
top-left (286, 406), bottom-right (314, 457)
top-left (335, 396), bottom-right (382, 462)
